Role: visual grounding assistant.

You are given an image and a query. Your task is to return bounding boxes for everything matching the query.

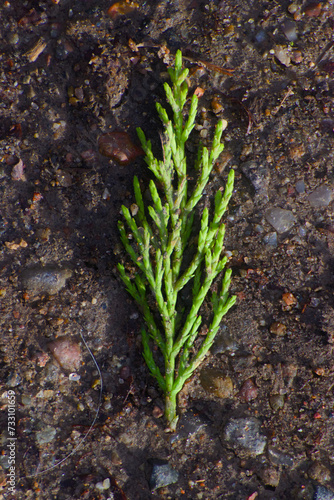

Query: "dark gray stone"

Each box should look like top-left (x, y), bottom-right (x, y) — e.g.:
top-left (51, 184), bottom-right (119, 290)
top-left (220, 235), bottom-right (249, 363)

top-left (149, 460), bottom-right (179, 491)
top-left (241, 161), bottom-right (269, 200)
top-left (224, 417), bottom-right (267, 457)
top-left (265, 207), bottom-right (296, 233)
top-left (21, 264), bottom-right (73, 295)
top-left (314, 486), bottom-right (334, 500)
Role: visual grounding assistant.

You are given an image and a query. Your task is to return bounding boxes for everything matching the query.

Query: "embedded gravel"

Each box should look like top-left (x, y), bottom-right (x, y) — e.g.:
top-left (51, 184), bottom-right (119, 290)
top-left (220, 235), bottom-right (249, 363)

top-left (1, 1), bottom-right (334, 499)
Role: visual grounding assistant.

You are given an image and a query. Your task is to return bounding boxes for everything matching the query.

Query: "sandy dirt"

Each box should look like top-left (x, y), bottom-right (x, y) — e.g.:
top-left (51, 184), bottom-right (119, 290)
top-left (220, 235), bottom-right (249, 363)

top-left (1, 1), bottom-right (334, 499)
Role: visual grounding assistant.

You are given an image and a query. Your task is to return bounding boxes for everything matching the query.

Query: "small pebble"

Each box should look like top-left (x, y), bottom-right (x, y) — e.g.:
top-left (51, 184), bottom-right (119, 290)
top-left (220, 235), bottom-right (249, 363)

top-left (269, 394), bottom-right (285, 411)
top-left (263, 231), bottom-right (278, 247)
top-left (308, 462), bottom-right (331, 483)
top-left (304, 2), bottom-right (322, 17)
top-left (265, 207), bottom-right (296, 233)
top-left (107, 1), bottom-right (139, 18)
top-left (211, 95), bottom-right (223, 113)
top-left (11, 159), bottom-right (25, 181)
top-left (282, 292), bottom-right (297, 307)
top-left (48, 337), bottom-right (82, 372)
top-left (210, 329), bottom-right (238, 355)
top-left (260, 466), bottom-right (281, 487)
top-left (149, 460), bottom-right (179, 491)
top-left (308, 184), bottom-right (332, 208)
top-left (270, 322), bottom-right (287, 336)
top-left (111, 450), bottom-right (122, 465)
top-left (224, 417), bottom-right (267, 457)
top-left (6, 372), bottom-right (22, 388)
top-left (298, 226), bottom-right (307, 237)
top-left (314, 486), bottom-right (334, 500)
top-left (36, 389), bottom-right (54, 399)
top-left (8, 32), bottom-right (19, 45)
top-left (98, 132), bottom-right (143, 166)
top-left (275, 46), bottom-right (291, 67)
top-left (170, 409), bottom-right (209, 444)
top-left (288, 2), bottom-right (299, 14)
top-left (21, 265), bottom-right (73, 296)
top-left (291, 50), bottom-right (303, 64)
top-left (214, 150), bottom-right (233, 174)
top-left (52, 120), bottom-right (67, 140)
top-left (281, 19), bottom-right (298, 42)
top-left (268, 446), bottom-right (294, 467)
top-left (295, 180), bottom-right (305, 193)
top-left (21, 395), bottom-right (33, 407)
top-left (241, 161), bottom-right (269, 200)
top-left (56, 170), bottom-right (72, 187)
top-left (310, 296), bottom-right (320, 307)
top-left (36, 426), bottom-right (57, 445)
top-left (152, 405), bottom-right (164, 419)
top-left (200, 368), bottom-right (233, 398)
top-left (238, 379), bottom-right (258, 402)
top-left (255, 29), bottom-right (266, 44)
top-left (254, 224), bottom-right (264, 234)
top-left (96, 478), bottom-right (111, 491)
top-left (289, 143), bottom-right (305, 160)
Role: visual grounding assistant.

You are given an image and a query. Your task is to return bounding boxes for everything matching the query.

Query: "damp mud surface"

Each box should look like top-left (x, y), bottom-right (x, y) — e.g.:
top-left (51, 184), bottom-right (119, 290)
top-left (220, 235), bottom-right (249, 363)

top-left (1, 1), bottom-right (334, 499)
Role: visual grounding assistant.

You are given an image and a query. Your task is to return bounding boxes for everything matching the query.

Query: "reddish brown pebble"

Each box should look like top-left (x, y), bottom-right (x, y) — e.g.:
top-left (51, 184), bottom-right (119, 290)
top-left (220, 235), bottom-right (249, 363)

top-left (238, 379), bottom-right (258, 402)
top-left (304, 2), bottom-right (322, 17)
top-left (48, 337), bottom-right (82, 372)
top-left (282, 292), bottom-right (297, 307)
top-left (270, 322), bottom-right (287, 336)
top-left (107, 1), bottom-right (139, 19)
top-left (194, 87), bottom-right (205, 98)
top-left (313, 367), bottom-right (326, 376)
top-left (98, 132), bottom-right (143, 166)
top-left (152, 406), bottom-right (164, 418)
top-left (211, 95), bottom-right (223, 114)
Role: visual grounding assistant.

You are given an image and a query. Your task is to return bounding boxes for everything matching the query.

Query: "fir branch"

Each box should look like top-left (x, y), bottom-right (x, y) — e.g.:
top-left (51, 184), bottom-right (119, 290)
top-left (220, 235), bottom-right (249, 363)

top-left (118, 50), bottom-right (236, 430)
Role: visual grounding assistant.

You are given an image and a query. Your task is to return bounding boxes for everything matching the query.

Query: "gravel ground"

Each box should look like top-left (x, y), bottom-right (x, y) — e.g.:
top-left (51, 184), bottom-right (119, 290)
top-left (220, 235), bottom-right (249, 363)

top-left (1, 1), bottom-right (334, 499)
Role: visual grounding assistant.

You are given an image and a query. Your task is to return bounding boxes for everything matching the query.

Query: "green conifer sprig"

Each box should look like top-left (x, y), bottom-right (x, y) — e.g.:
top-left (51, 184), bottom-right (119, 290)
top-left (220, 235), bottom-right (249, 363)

top-left (118, 50), bottom-right (236, 429)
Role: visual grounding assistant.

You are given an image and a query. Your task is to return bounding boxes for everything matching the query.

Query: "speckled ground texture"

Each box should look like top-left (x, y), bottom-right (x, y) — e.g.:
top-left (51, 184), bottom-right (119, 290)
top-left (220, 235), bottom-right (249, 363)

top-left (1, 1), bottom-right (334, 499)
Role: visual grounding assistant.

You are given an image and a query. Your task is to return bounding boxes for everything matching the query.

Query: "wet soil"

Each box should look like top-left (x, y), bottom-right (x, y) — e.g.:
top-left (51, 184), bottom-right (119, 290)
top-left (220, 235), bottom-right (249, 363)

top-left (1, 1), bottom-right (334, 499)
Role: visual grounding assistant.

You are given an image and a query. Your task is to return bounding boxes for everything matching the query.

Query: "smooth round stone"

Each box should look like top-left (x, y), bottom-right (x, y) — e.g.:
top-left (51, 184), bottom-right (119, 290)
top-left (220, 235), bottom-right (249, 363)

top-left (21, 265), bottom-right (73, 296)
